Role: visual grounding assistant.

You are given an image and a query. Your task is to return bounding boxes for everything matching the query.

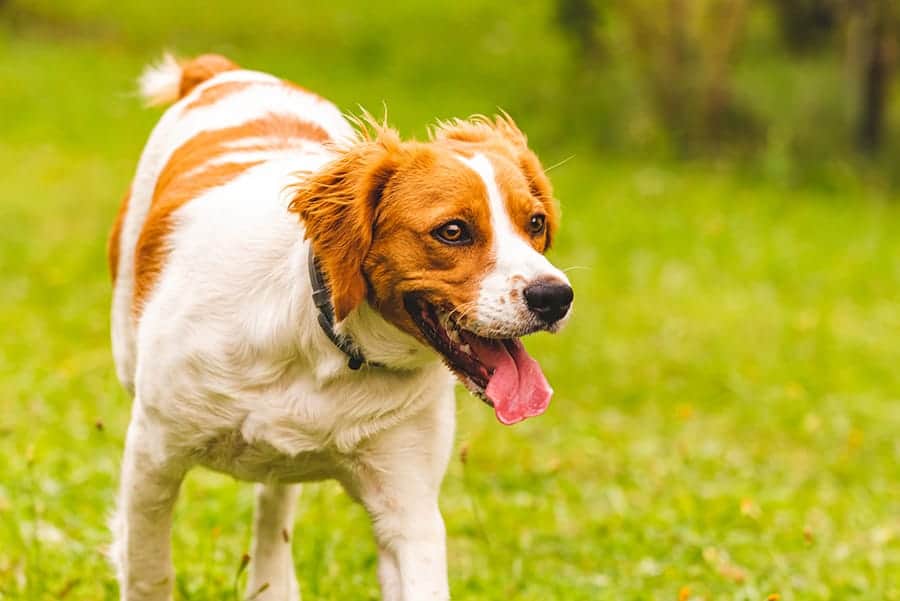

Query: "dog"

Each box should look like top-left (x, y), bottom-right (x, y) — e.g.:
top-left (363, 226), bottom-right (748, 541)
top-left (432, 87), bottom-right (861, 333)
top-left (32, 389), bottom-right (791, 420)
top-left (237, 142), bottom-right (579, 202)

top-left (107, 53), bottom-right (573, 601)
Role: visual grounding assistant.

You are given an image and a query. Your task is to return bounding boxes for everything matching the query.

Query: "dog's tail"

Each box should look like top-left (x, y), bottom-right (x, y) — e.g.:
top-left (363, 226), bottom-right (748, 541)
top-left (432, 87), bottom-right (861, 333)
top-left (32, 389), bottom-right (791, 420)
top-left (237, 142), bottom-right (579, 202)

top-left (138, 53), bottom-right (240, 107)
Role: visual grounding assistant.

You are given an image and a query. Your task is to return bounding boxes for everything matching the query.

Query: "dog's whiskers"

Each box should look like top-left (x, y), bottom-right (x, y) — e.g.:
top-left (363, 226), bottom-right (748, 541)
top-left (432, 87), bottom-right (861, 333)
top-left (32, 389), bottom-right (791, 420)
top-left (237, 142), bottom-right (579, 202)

top-left (543, 154), bottom-right (575, 174)
top-left (447, 301), bottom-right (478, 324)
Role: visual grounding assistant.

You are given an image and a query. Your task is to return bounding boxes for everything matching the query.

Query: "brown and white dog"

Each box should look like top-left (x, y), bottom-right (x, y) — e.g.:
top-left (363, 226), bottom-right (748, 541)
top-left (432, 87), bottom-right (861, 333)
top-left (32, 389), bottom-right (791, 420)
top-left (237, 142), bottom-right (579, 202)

top-left (108, 54), bottom-right (573, 601)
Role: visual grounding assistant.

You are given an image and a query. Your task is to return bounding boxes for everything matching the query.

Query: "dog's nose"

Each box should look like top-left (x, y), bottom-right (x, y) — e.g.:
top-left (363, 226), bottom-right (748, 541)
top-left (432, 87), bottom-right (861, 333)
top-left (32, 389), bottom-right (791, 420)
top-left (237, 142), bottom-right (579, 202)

top-left (523, 279), bottom-right (573, 324)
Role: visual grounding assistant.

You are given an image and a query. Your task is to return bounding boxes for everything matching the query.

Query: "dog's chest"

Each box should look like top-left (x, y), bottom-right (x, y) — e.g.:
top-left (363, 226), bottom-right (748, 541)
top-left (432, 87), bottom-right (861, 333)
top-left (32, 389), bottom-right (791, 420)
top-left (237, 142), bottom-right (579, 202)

top-left (195, 427), bottom-right (348, 483)
top-left (181, 358), bottom-right (453, 484)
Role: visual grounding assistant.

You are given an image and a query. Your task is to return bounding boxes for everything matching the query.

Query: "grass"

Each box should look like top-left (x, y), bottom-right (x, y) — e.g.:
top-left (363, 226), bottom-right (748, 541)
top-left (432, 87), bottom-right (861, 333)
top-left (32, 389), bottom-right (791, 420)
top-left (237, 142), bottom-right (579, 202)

top-left (1, 1), bottom-right (899, 599)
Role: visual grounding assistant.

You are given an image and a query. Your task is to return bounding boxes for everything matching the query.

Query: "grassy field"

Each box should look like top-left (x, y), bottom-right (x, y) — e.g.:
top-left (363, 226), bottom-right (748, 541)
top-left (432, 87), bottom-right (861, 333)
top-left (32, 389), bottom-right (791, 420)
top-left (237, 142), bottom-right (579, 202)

top-left (1, 2), bottom-right (899, 600)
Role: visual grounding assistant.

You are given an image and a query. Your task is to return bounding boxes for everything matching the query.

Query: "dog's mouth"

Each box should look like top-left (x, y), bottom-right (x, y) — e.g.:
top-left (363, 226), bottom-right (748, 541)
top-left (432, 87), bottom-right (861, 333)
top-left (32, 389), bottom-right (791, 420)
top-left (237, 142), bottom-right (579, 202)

top-left (404, 295), bottom-right (553, 425)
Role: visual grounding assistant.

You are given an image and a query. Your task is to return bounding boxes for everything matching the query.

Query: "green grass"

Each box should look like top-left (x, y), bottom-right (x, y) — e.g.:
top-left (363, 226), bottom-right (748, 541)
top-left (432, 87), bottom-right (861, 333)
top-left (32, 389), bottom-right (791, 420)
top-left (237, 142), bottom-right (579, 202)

top-left (1, 2), bottom-right (899, 600)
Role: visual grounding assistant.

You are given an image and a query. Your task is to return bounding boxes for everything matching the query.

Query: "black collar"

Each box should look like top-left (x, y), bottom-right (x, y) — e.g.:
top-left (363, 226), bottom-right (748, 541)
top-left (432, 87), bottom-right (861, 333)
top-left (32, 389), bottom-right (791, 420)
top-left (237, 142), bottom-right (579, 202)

top-left (307, 250), bottom-right (379, 370)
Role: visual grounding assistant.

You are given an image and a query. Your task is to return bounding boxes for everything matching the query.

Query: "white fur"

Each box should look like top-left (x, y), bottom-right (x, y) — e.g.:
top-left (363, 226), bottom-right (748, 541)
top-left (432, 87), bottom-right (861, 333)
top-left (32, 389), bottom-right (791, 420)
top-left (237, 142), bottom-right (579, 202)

top-left (138, 54), bottom-right (182, 107)
top-left (458, 153), bottom-right (571, 335)
top-left (111, 67), bottom-right (354, 394)
top-left (111, 70), bottom-right (454, 601)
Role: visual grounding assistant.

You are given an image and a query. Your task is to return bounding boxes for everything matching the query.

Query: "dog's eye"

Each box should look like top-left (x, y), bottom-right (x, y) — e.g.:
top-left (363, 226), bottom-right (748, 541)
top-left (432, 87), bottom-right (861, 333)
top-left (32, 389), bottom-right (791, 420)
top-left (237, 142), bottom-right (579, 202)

top-left (433, 220), bottom-right (472, 245)
top-left (528, 214), bottom-right (546, 235)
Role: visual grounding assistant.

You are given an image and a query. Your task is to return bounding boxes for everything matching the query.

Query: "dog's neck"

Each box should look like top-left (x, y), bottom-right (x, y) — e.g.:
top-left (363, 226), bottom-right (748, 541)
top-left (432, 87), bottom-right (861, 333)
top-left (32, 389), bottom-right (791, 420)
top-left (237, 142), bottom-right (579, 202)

top-left (294, 242), bottom-right (437, 380)
top-left (337, 303), bottom-right (436, 371)
top-left (307, 250), bottom-right (375, 370)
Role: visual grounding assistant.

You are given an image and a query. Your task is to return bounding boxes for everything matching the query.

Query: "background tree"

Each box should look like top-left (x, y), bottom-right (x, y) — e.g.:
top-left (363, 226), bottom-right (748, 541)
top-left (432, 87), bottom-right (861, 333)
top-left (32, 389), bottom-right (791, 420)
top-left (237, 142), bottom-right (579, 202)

top-left (557, 0), bottom-right (756, 157)
top-left (556, 0), bottom-right (898, 162)
top-left (769, 0), bottom-right (840, 52)
top-left (555, 0), bottom-right (605, 63)
top-left (845, 0), bottom-right (898, 154)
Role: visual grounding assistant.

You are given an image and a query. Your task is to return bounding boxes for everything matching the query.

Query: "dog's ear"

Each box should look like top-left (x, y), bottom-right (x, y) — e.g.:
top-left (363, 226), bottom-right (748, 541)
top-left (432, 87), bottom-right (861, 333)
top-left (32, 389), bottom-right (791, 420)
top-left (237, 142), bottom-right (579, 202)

top-left (289, 134), bottom-right (400, 322)
top-left (434, 114), bottom-right (559, 249)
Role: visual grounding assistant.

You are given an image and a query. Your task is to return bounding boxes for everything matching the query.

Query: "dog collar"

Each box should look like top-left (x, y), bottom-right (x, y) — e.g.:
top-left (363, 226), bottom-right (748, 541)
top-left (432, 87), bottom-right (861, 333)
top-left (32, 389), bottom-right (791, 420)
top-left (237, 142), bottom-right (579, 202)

top-left (307, 250), bottom-right (378, 370)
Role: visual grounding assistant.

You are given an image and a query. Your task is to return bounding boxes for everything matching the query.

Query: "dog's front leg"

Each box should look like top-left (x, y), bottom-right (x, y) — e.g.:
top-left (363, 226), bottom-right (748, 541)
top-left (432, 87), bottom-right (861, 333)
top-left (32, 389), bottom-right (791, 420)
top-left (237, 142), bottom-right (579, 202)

top-left (111, 408), bottom-right (187, 601)
top-left (347, 392), bottom-right (456, 601)
top-left (358, 476), bottom-right (449, 601)
top-left (376, 544), bottom-right (402, 599)
top-left (373, 501), bottom-right (448, 601)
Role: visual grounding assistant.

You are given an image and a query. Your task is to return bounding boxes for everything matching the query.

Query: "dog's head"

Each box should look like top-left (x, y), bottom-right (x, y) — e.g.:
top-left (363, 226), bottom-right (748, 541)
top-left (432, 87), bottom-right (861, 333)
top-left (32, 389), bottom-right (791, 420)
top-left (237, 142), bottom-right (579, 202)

top-left (290, 115), bottom-right (572, 424)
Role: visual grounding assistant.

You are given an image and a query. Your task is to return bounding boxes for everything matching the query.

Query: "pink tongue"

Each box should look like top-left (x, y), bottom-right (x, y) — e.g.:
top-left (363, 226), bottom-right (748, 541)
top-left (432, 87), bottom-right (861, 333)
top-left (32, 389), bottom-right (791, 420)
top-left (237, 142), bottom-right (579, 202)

top-left (464, 336), bottom-right (553, 425)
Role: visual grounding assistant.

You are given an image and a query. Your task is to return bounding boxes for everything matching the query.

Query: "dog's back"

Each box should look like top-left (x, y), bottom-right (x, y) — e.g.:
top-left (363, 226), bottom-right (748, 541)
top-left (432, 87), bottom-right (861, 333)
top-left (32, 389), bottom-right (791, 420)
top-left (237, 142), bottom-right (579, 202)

top-left (108, 54), bottom-right (354, 394)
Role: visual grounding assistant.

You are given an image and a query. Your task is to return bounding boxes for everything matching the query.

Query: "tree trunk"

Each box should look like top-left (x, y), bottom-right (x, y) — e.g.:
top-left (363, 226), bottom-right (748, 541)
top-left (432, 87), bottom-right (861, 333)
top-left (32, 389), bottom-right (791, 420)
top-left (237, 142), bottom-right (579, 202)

top-left (857, 0), bottom-right (892, 154)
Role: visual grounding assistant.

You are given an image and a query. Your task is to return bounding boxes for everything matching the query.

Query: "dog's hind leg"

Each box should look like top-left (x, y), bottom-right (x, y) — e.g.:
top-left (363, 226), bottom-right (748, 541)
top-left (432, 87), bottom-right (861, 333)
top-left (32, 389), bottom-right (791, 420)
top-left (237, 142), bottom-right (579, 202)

top-left (247, 482), bottom-right (301, 600)
top-left (110, 407), bottom-right (187, 601)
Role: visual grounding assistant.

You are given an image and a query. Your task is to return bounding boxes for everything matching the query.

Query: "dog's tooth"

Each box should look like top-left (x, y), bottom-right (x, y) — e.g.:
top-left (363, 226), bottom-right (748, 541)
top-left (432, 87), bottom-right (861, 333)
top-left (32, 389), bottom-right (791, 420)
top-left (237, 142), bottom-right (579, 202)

top-left (460, 344), bottom-right (471, 355)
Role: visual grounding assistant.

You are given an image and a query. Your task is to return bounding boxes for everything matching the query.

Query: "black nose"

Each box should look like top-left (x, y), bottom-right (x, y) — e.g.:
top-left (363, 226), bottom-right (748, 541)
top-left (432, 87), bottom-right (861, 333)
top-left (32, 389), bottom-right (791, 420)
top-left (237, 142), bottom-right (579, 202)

top-left (523, 279), bottom-right (573, 324)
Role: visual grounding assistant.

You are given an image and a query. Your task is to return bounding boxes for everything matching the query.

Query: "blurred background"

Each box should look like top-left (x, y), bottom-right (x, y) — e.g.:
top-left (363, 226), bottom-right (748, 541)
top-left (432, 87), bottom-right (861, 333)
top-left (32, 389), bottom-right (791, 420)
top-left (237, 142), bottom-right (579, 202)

top-left (1, 1), bottom-right (898, 600)
top-left (4, 1), bottom-right (900, 181)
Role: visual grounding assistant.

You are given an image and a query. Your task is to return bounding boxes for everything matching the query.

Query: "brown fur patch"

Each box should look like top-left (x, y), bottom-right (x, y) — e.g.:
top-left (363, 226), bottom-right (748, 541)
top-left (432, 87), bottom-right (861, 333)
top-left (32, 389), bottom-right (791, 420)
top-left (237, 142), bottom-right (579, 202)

top-left (132, 113), bottom-right (330, 315)
top-left (184, 81), bottom-right (253, 110)
top-left (133, 161), bottom-right (262, 315)
top-left (179, 54), bottom-right (240, 98)
top-left (289, 120), bottom-right (498, 336)
top-left (491, 153), bottom-right (554, 253)
top-left (184, 79), bottom-right (321, 111)
top-left (288, 130), bottom-right (404, 322)
top-left (364, 145), bottom-right (496, 338)
top-left (108, 186), bottom-right (131, 282)
top-left (432, 114), bottom-right (559, 248)
top-left (153, 114), bottom-right (329, 198)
